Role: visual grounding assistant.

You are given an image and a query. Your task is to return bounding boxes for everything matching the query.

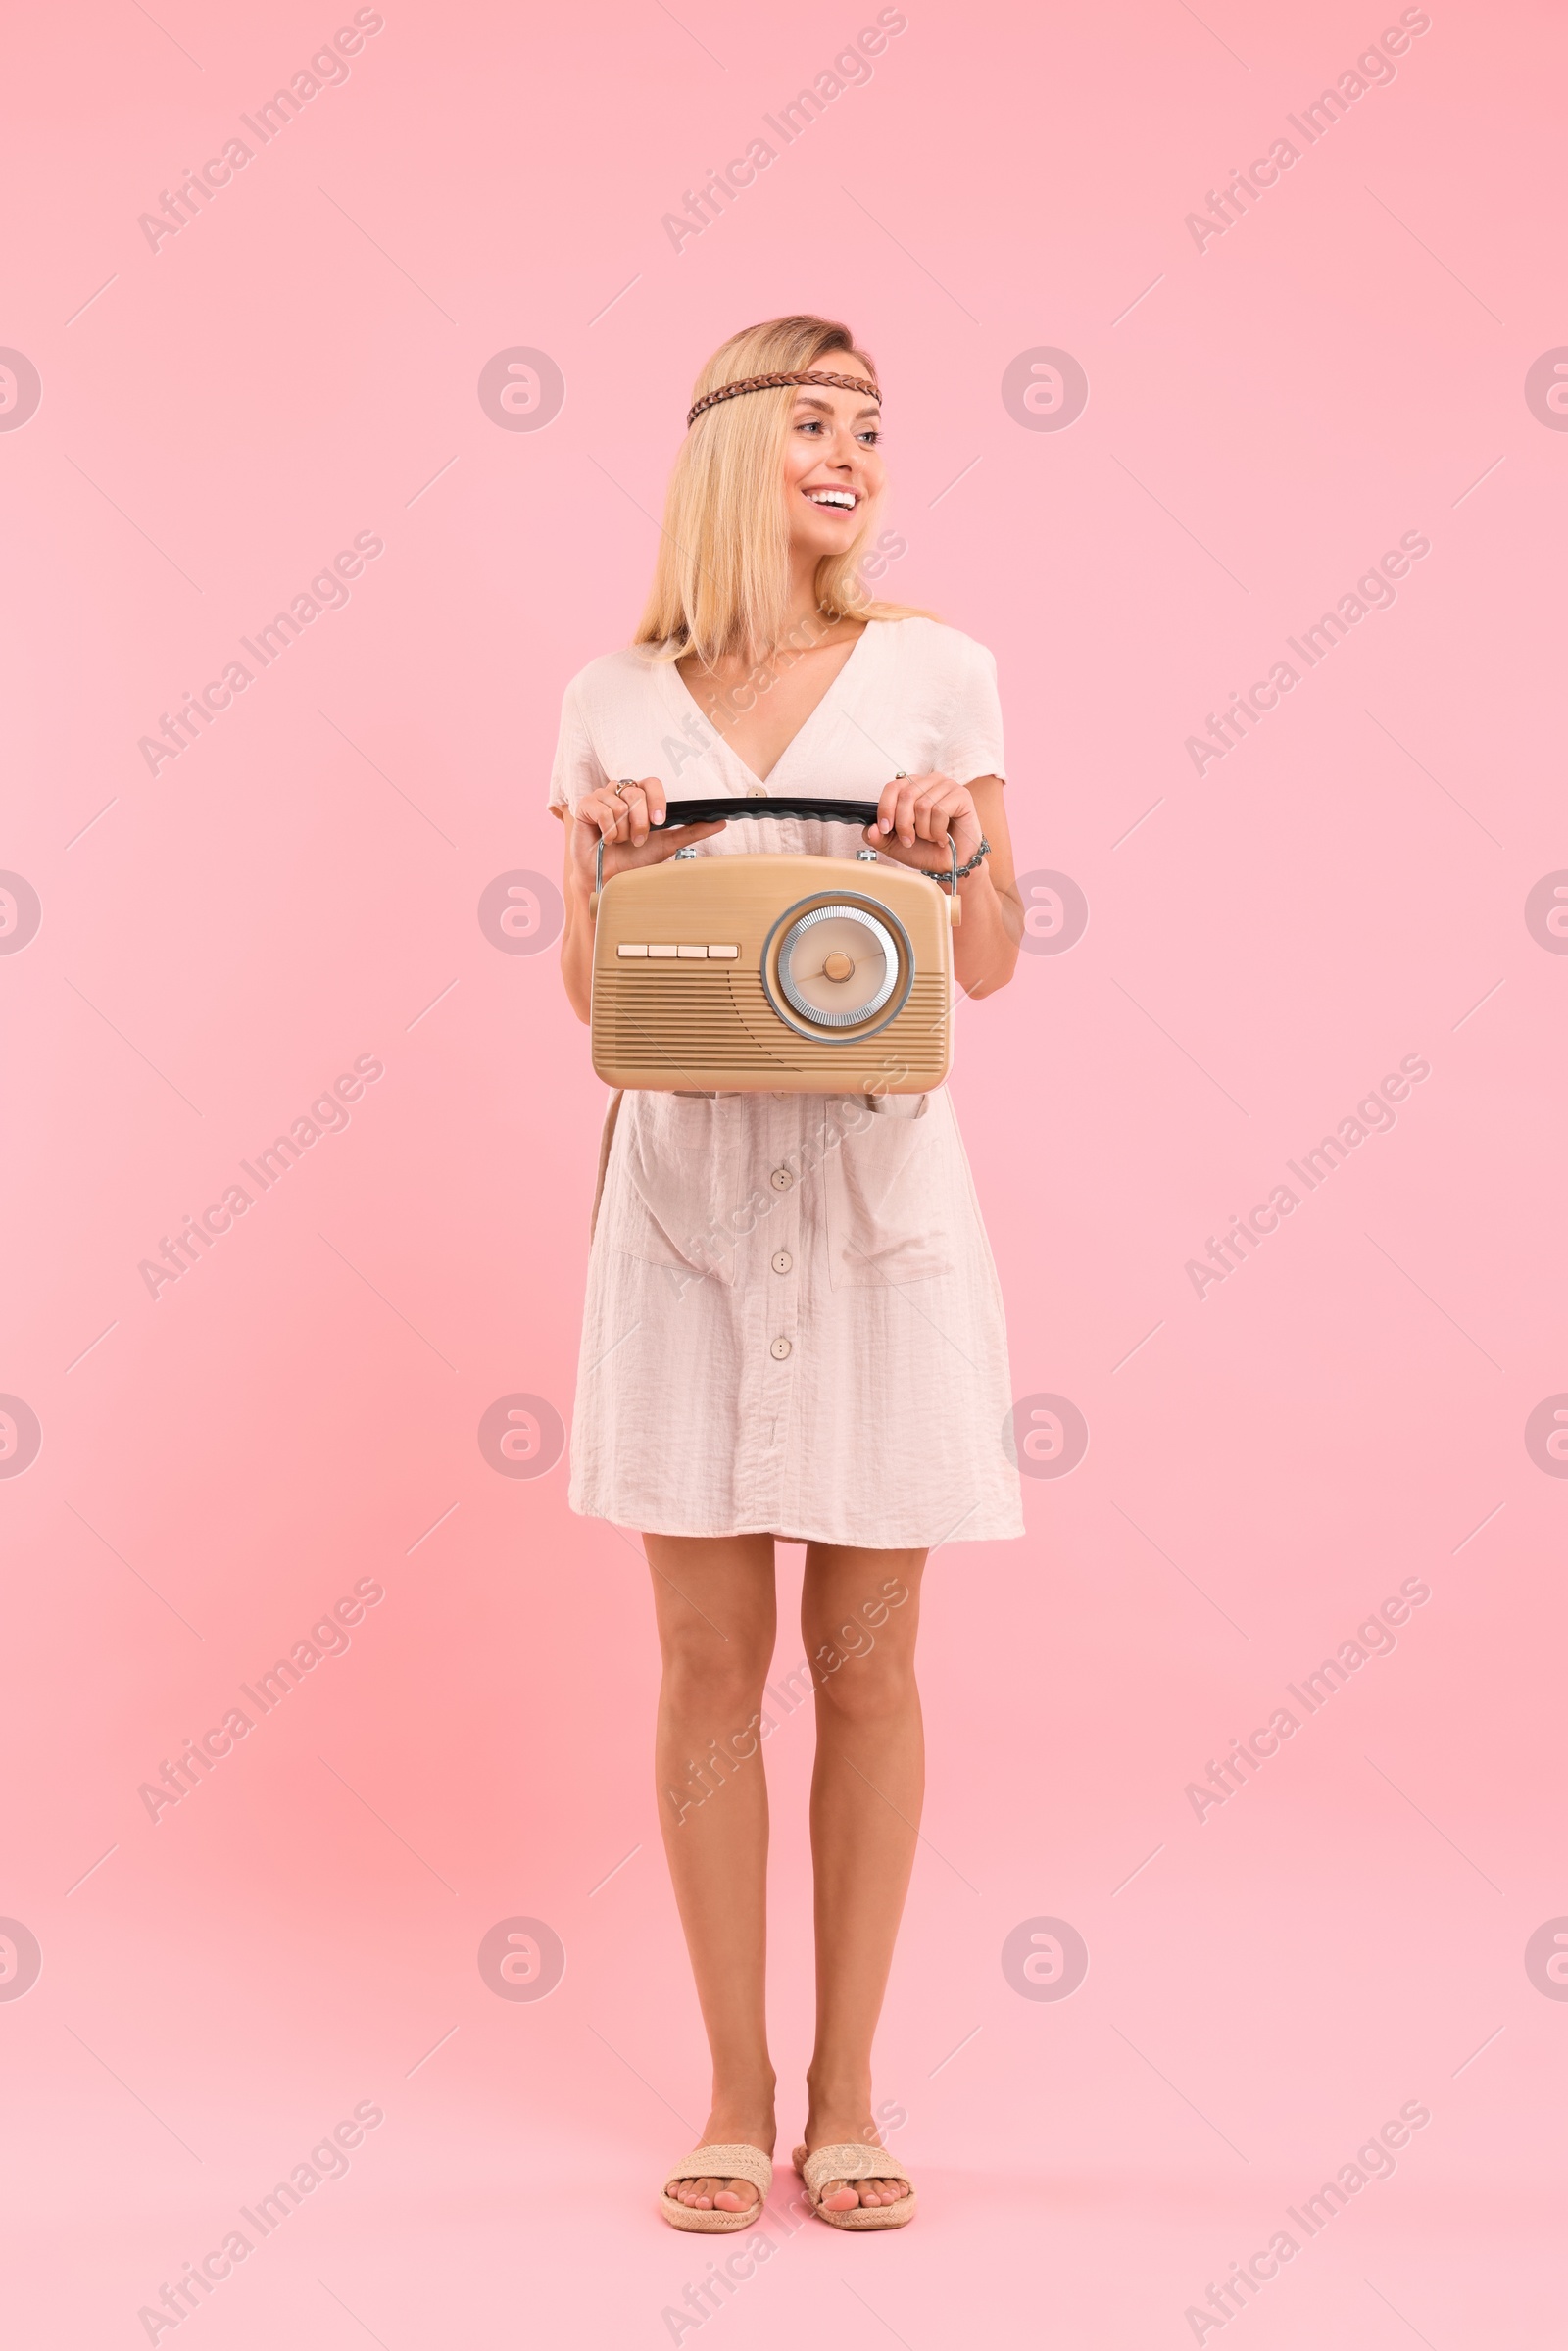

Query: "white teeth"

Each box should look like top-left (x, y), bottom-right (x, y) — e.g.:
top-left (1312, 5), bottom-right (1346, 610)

top-left (808, 490), bottom-right (857, 508)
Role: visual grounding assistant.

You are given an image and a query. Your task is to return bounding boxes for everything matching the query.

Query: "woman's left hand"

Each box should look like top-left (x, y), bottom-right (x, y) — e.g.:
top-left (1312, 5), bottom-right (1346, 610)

top-left (863, 771), bottom-right (982, 875)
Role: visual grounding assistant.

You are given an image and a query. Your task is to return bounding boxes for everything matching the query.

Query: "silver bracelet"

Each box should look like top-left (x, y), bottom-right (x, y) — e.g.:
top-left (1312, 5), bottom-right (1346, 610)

top-left (949, 836), bottom-right (991, 887)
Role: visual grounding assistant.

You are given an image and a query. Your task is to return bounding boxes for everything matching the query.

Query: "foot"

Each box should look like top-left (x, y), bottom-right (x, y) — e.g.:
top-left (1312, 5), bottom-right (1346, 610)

top-left (796, 2103), bottom-right (906, 2210)
top-left (665, 2100), bottom-right (776, 2215)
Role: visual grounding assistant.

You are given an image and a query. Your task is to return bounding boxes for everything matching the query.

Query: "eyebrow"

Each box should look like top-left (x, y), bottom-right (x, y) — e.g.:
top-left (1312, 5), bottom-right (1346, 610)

top-left (794, 393), bottom-right (882, 419)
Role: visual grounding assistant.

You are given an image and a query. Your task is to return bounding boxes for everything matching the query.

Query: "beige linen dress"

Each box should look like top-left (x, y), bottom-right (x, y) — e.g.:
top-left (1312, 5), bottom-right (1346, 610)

top-left (549, 616), bottom-right (1024, 1548)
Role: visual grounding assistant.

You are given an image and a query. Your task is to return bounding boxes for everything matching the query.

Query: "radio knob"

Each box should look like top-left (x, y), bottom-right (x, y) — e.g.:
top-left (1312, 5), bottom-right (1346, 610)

top-left (774, 904), bottom-right (897, 1029)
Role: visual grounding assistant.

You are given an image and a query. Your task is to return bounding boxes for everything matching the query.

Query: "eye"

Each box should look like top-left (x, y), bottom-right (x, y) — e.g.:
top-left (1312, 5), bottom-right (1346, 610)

top-left (857, 428), bottom-right (881, 446)
top-left (797, 417), bottom-right (824, 434)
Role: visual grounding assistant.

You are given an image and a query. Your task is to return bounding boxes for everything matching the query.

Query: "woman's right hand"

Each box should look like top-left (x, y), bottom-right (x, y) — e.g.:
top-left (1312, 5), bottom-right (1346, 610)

top-left (567, 776), bottom-right (725, 896)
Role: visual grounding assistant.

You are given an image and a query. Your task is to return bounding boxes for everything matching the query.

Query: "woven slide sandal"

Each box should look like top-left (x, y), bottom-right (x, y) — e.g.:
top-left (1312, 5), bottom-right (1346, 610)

top-left (792, 2142), bottom-right (916, 2230)
top-left (659, 2142), bottom-right (774, 2232)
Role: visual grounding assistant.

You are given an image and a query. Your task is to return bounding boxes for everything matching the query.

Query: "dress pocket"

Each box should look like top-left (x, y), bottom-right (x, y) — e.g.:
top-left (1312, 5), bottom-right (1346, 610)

top-left (607, 1093), bottom-right (745, 1289)
top-left (824, 1093), bottom-right (954, 1290)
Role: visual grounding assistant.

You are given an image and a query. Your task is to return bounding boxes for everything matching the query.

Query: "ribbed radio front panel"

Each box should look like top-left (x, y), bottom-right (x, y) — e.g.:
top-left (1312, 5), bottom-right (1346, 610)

top-left (598, 968), bottom-right (949, 1087)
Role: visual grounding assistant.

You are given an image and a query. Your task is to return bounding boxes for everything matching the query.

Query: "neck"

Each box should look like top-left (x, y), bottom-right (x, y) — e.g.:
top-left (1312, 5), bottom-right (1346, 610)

top-left (683, 560), bottom-right (854, 685)
top-left (779, 552), bottom-right (838, 652)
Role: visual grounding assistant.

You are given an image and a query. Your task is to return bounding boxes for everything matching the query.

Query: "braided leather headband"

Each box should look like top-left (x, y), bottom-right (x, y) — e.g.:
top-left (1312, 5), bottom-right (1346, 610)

top-left (686, 369), bottom-right (881, 429)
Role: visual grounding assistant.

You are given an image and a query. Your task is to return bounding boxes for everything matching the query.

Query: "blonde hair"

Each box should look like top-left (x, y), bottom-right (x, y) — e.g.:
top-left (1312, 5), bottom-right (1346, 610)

top-left (635, 315), bottom-right (931, 666)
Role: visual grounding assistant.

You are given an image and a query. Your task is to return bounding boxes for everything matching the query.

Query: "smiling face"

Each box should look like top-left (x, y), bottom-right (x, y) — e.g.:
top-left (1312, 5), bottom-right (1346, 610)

top-left (782, 370), bottom-right (885, 569)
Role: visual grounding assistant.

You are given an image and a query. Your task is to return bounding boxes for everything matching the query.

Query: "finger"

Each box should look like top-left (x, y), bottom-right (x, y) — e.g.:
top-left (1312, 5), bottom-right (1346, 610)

top-left (874, 779), bottom-right (904, 838)
top-left (915, 787), bottom-right (966, 847)
top-left (873, 780), bottom-right (906, 842)
top-left (892, 776), bottom-right (923, 846)
top-left (580, 793), bottom-right (626, 843)
top-left (598, 813), bottom-right (725, 880)
top-left (911, 788), bottom-right (951, 846)
top-left (616, 782), bottom-right (652, 846)
top-left (639, 775), bottom-right (668, 828)
top-left (612, 816), bottom-right (723, 871)
top-left (858, 822), bottom-right (921, 865)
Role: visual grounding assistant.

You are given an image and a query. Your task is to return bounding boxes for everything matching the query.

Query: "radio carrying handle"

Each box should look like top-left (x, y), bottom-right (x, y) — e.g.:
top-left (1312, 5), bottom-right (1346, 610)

top-left (591, 796), bottom-right (959, 913)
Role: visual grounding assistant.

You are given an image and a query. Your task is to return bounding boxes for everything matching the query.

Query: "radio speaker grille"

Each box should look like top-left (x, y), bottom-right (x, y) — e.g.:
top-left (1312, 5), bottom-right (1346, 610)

top-left (600, 969), bottom-right (948, 1084)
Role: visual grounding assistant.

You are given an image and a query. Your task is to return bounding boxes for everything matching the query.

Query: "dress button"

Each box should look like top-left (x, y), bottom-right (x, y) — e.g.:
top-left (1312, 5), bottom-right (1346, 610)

top-left (769, 1167), bottom-right (794, 1192)
top-left (769, 1336), bottom-right (792, 1360)
top-left (771, 1250), bottom-right (793, 1275)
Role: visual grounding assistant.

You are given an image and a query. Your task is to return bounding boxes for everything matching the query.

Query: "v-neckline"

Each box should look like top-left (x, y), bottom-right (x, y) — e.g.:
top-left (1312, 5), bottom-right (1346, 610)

top-left (669, 621), bottom-right (878, 790)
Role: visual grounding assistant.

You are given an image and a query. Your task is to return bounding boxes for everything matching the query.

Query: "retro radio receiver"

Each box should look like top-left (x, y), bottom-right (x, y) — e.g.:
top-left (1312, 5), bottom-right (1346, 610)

top-left (588, 796), bottom-right (956, 1095)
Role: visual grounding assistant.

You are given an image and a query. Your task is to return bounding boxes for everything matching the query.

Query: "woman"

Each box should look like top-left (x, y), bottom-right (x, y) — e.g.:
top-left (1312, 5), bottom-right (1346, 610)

top-left (550, 316), bottom-right (1024, 2231)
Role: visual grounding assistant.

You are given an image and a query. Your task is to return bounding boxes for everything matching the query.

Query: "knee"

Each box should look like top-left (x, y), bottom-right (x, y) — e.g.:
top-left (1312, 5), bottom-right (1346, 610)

top-left (811, 1649), bottom-right (917, 1729)
top-left (662, 1635), bottom-right (769, 1725)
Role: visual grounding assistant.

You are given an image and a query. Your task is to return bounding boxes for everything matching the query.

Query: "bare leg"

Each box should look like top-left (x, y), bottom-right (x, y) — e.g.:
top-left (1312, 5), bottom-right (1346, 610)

top-left (647, 1532), bottom-right (777, 2214)
top-left (800, 1543), bottom-right (927, 2210)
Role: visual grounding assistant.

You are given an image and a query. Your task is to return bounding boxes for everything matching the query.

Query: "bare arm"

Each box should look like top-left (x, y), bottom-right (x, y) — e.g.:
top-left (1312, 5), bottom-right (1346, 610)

top-left (862, 772), bottom-right (1022, 1000)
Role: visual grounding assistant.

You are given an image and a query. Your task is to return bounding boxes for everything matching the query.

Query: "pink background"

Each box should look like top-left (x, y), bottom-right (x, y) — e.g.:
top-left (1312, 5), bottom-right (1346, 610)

top-left (4, 0), bottom-right (1565, 2342)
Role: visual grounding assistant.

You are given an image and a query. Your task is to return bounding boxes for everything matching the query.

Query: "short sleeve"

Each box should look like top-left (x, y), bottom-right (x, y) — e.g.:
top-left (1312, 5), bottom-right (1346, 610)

top-left (547, 671), bottom-right (607, 817)
top-left (935, 635), bottom-right (1006, 787)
